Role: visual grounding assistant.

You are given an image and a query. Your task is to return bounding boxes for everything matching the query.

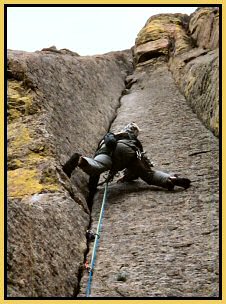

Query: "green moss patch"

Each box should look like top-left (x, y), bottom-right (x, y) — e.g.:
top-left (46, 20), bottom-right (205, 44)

top-left (8, 168), bottom-right (60, 198)
top-left (7, 80), bottom-right (39, 122)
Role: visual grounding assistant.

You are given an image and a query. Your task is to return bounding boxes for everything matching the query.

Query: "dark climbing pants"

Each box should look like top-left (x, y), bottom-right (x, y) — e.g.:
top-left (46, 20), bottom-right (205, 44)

top-left (122, 158), bottom-right (173, 189)
top-left (82, 143), bottom-right (173, 190)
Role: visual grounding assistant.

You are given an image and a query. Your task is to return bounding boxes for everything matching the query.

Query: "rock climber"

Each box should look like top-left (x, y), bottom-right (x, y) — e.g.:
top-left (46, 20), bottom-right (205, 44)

top-left (63, 122), bottom-right (191, 210)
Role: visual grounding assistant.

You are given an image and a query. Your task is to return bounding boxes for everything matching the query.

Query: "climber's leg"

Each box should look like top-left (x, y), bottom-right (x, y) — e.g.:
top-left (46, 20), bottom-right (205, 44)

top-left (144, 170), bottom-right (191, 190)
top-left (63, 152), bottom-right (112, 178)
top-left (141, 169), bottom-right (175, 190)
top-left (78, 154), bottom-right (112, 175)
top-left (127, 159), bottom-right (190, 190)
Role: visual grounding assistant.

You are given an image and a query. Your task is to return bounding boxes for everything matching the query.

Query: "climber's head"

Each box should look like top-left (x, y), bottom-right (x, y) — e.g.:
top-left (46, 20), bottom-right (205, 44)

top-left (122, 122), bottom-right (140, 137)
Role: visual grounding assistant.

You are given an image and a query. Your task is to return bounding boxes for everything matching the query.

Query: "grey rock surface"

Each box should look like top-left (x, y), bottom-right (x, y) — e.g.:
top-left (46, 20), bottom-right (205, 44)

top-left (7, 48), bottom-right (133, 297)
top-left (7, 7), bottom-right (219, 299)
top-left (79, 62), bottom-right (219, 298)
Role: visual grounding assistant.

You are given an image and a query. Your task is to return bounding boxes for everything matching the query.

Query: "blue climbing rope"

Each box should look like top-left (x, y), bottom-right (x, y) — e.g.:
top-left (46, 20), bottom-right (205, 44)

top-left (86, 181), bottom-right (109, 297)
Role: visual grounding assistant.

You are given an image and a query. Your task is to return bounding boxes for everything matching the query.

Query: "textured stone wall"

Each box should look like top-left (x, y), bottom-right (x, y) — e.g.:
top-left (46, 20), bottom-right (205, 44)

top-left (7, 48), bottom-right (133, 296)
top-left (79, 62), bottom-right (219, 297)
top-left (134, 7), bottom-right (219, 136)
top-left (169, 7), bottom-right (219, 137)
top-left (189, 7), bottom-right (219, 50)
top-left (7, 6), bottom-right (219, 298)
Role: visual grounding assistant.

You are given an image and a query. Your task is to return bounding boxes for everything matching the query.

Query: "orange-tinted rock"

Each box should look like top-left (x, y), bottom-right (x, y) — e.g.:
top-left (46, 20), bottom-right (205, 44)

top-left (134, 13), bottom-right (192, 63)
top-left (189, 7), bottom-right (219, 50)
top-left (169, 7), bottom-right (219, 136)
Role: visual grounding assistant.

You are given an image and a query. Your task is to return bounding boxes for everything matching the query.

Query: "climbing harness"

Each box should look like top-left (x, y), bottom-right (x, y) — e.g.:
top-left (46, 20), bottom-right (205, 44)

top-left (85, 181), bottom-right (109, 297)
top-left (136, 150), bottom-right (143, 160)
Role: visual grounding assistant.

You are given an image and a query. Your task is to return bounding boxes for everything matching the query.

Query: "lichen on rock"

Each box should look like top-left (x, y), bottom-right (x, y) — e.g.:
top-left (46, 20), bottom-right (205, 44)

top-left (7, 47), bottom-right (133, 296)
top-left (133, 8), bottom-right (219, 137)
top-left (134, 13), bottom-right (192, 64)
top-left (7, 80), bottom-right (35, 122)
top-left (7, 6), bottom-right (219, 298)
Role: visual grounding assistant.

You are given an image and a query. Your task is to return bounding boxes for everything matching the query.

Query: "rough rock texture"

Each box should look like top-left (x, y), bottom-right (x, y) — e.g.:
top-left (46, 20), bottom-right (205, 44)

top-left (7, 194), bottom-right (88, 297)
top-left (134, 13), bottom-right (192, 64)
top-left (7, 48), bottom-right (133, 297)
top-left (169, 7), bottom-right (219, 137)
top-left (134, 7), bottom-right (219, 137)
top-left (7, 6), bottom-right (219, 299)
top-left (189, 7), bottom-right (219, 50)
top-left (79, 62), bottom-right (219, 298)
top-left (169, 48), bottom-right (219, 137)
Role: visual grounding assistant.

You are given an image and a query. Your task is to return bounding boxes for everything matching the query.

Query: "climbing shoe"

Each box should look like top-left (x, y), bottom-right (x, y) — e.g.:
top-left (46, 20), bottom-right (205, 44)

top-left (170, 177), bottom-right (191, 189)
top-left (62, 152), bottom-right (81, 178)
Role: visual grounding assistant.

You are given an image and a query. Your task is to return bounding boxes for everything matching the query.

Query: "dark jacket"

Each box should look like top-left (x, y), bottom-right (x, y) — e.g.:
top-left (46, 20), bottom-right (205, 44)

top-left (95, 132), bottom-right (143, 157)
top-left (94, 132), bottom-right (143, 171)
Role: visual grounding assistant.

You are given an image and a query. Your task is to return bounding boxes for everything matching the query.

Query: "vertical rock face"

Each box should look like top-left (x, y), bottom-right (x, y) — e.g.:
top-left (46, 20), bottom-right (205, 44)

top-left (79, 63), bottom-right (219, 298)
top-left (7, 6), bottom-right (219, 298)
top-left (189, 7), bottom-right (219, 50)
top-left (170, 7), bottom-right (219, 137)
top-left (134, 7), bottom-right (219, 137)
top-left (79, 7), bottom-right (219, 298)
top-left (7, 48), bottom-right (133, 296)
